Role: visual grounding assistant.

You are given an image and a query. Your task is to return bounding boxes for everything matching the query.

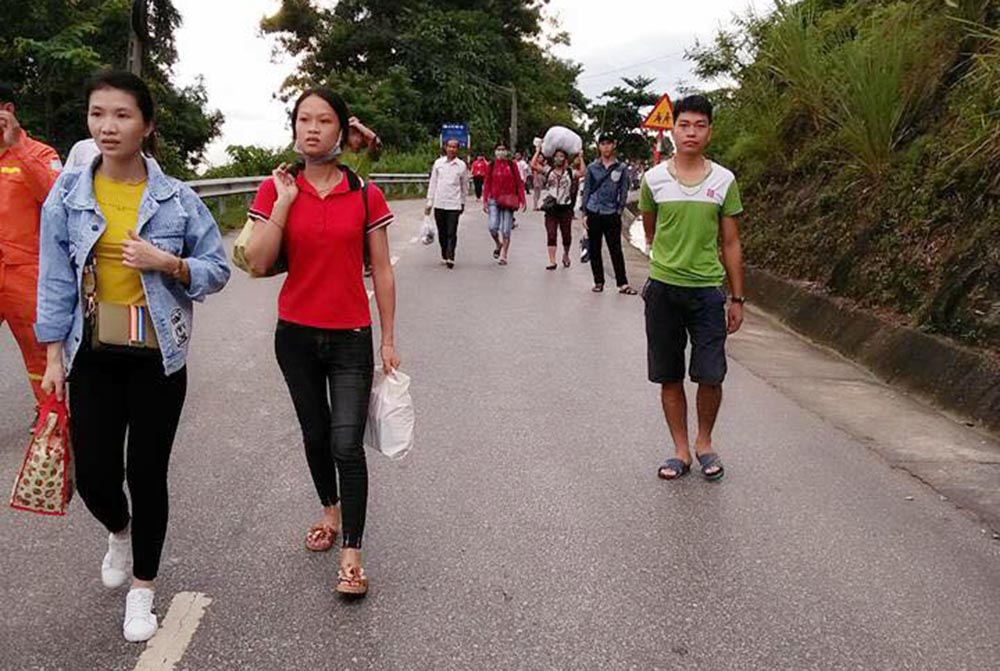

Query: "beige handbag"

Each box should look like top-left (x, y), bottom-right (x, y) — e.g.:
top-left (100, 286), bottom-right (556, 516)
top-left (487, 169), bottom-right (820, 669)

top-left (82, 258), bottom-right (159, 351)
top-left (232, 218), bottom-right (287, 278)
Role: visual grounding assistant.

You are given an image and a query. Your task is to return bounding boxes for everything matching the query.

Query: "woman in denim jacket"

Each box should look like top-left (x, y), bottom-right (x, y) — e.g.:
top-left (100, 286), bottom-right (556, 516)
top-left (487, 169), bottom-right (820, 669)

top-left (35, 71), bottom-right (229, 643)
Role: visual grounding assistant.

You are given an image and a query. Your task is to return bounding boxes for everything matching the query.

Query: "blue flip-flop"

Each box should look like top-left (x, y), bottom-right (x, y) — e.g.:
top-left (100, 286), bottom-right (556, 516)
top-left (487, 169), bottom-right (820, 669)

top-left (696, 452), bottom-right (725, 481)
top-left (657, 458), bottom-right (691, 480)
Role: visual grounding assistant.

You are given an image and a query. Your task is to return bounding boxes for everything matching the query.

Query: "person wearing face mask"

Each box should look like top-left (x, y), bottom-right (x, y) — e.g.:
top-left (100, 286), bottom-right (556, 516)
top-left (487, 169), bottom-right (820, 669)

top-left (36, 70), bottom-right (230, 642)
top-left (0, 82), bottom-right (61, 417)
top-left (531, 147), bottom-right (583, 270)
top-left (482, 141), bottom-right (526, 265)
top-left (243, 87), bottom-right (399, 598)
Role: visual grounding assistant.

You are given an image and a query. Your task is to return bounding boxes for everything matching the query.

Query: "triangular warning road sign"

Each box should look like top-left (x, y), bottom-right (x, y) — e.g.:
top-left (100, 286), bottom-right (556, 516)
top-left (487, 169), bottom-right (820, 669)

top-left (642, 94), bottom-right (674, 131)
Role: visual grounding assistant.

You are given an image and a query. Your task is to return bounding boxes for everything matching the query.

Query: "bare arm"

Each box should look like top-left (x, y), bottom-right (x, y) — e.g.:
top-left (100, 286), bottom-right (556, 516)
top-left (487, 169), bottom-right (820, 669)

top-left (368, 227), bottom-right (400, 373)
top-left (642, 211), bottom-right (656, 249)
top-left (720, 215), bottom-right (745, 333)
top-left (244, 166), bottom-right (296, 277)
top-left (530, 149), bottom-right (544, 174)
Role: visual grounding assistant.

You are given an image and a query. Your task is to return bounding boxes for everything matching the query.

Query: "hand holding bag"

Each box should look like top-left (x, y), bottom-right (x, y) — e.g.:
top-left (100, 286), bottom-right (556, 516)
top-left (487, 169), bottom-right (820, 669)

top-left (363, 367), bottom-right (415, 460)
top-left (10, 396), bottom-right (75, 516)
top-left (420, 215), bottom-right (436, 245)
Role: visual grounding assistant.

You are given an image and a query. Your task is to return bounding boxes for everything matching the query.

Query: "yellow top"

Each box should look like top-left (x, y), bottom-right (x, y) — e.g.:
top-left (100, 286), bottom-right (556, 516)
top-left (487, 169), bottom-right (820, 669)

top-left (94, 173), bottom-right (147, 306)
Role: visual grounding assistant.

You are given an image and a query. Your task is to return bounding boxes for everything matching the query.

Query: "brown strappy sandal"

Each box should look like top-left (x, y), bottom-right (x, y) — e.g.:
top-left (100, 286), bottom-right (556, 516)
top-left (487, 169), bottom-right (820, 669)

top-left (335, 566), bottom-right (369, 597)
top-left (305, 524), bottom-right (337, 552)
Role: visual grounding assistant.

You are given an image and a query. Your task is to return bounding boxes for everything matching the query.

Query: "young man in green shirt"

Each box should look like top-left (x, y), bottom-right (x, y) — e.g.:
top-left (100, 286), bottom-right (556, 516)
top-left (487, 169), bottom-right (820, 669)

top-left (639, 95), bottom-right (746, 481)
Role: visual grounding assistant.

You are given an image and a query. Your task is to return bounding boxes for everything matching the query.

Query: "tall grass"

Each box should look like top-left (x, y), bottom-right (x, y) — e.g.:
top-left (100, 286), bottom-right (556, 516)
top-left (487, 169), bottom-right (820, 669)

top-left (945, 20), bottom-right (1000, 189)
top-left (757, 3), bottom-right (946, 182)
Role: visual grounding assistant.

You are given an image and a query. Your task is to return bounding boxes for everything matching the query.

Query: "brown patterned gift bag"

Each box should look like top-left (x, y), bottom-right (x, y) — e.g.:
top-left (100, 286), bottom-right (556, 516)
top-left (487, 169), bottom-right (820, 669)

top-left (9, 396), bottom-right (74, 516)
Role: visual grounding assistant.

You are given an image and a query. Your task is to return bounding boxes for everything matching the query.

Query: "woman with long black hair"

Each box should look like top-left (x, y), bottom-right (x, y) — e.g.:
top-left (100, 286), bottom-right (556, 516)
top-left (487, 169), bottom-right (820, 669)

top-left (243, 87), bottom-right (399, 597)
top-left (36, 70), bottom-right (230, 641)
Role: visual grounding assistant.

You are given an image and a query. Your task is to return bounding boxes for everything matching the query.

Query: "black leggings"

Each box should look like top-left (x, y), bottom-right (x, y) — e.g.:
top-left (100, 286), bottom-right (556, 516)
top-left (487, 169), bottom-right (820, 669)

top-left (275, 321), bottom-right (373, 549)
top-left (69, 346), bottom-right (187, 581)
top-left (544, 209), bottom-right (573, 249)
top-left (473, 176), bottom-right (484, 199)
top-left (434, 208), bottom-right (460, 261)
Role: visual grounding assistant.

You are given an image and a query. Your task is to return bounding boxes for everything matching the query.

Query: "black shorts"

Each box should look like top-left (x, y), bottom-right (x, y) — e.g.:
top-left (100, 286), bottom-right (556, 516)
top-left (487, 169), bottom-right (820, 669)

top-left (643, 279), bottom-right (728, 385)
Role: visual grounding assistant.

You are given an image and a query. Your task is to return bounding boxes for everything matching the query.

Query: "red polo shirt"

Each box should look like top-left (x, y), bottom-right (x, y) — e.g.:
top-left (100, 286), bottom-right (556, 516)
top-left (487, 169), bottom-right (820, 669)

top-left (249, 170), bottom-right (393, 329)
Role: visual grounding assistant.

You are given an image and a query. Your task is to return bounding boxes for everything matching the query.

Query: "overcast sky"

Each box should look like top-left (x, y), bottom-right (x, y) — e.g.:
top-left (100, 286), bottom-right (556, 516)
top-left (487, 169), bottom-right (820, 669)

top-left (171, 0), bottom-right (773, 166)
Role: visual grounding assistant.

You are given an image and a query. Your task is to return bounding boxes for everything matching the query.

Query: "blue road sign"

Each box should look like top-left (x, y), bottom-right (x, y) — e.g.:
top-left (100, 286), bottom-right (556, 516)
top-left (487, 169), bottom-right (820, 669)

top-left (440, 123), bottom-right (470, 148)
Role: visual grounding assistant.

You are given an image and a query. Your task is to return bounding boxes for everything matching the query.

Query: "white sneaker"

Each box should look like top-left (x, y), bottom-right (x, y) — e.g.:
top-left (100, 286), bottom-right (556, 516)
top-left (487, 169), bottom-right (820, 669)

top-left (123, 588), bottom-right (158, 642)
top-left (101, 531), bottom-right (132, 589)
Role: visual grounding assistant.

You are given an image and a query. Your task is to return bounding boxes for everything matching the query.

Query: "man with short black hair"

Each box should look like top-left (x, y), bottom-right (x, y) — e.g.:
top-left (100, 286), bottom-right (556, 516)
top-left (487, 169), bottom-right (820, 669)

top-left (581, 134), bottom-right (636, 294)
top-left (425, 138), bottom-right (468, 268)
top-left (0, 82), bottom-right (61, 412)
top-left (640, 94), bottom-right (746, 482)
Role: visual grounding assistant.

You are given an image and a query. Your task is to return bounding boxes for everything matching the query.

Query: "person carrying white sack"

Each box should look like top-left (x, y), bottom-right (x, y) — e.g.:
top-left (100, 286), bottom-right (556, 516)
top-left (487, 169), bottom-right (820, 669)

top-left (531, 142), bottom-right (584, 270)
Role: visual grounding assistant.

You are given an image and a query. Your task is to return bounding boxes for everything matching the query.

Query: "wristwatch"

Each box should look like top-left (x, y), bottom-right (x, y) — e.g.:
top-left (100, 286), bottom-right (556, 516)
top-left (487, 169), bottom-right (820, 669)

top-left (730, 296), bottom-right (747, 305)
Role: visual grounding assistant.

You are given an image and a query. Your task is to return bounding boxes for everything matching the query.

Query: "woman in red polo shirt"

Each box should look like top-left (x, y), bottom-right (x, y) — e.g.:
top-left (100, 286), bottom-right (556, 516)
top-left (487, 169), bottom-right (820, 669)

top-left (243, 87), bottom-right (399, 597)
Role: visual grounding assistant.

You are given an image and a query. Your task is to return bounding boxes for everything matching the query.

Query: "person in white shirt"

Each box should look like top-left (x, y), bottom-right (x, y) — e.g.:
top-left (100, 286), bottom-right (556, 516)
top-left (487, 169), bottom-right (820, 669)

top-left (64, 138), bottom-right (101, 171)
top-left (425, 139), bottom-right (468, 268)
top-left (515, 152), bottom-right (532, 194)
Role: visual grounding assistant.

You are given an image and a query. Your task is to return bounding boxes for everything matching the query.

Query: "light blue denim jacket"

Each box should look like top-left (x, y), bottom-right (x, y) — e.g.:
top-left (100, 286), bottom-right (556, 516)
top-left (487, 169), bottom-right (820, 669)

top-left (35, 156), bottom-right (230, 375)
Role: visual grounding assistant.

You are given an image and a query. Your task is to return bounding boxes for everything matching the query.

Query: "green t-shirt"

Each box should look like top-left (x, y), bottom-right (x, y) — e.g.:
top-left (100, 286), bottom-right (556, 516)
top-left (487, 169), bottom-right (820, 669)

top-left (639, 161), bottom-right (743, 288)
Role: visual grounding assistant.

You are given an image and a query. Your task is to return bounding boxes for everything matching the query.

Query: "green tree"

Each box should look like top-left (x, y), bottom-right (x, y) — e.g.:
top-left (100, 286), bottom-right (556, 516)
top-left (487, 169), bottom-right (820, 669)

top-left (0, 0), bottom-right (222, 176)
top-left (260, 0), bottom-right (585, 153)
top-left (202, 144), bottom-right (297, 179)
top-left (587, 76), bottom-right (659, 160)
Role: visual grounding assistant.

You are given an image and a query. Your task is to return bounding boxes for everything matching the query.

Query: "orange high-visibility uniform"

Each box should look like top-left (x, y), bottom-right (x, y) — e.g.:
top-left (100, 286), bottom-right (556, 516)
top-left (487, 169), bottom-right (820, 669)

top-left (0, 132), bottom-right (61, 405)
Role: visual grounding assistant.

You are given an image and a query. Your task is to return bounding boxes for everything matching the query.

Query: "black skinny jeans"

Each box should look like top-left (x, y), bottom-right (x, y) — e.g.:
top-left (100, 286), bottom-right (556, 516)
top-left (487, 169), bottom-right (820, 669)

top-left (434, 208), bottom-right (461, 261)
top-left (69, 346), bottom-right (187, 581)
top-left (586, 212), bottom-right (630, 288)
top-left (275, 321), bottom-right (373, 549)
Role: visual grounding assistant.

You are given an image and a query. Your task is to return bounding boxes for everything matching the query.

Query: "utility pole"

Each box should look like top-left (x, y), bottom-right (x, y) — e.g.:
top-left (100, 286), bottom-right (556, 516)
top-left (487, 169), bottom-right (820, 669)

top-left (126, 0), bottom-right (148, 76)
top-left (509, 87), bottom-right (518, 151)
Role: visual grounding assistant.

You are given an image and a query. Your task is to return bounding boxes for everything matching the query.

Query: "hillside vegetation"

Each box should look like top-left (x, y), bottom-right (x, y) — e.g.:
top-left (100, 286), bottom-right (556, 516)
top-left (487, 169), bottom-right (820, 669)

top-left (691, 0), bottom-right (1000, 350)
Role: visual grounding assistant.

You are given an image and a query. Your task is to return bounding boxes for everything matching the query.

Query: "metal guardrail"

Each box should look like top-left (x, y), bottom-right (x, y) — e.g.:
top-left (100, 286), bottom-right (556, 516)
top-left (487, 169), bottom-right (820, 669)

top-left (188, 173), bottom-right (431, 199)
top-left (187, 176), bottom-right (266, 198)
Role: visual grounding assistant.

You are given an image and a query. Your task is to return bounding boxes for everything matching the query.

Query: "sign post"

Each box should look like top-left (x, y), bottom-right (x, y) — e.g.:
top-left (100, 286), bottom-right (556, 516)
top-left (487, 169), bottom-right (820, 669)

top-left (641, 94), bottom-right (674, 164)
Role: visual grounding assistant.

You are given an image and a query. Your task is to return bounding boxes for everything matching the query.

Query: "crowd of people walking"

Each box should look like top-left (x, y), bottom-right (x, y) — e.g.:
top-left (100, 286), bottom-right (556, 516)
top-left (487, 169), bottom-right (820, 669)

top-left (3, 63), bottom-right (745, 647)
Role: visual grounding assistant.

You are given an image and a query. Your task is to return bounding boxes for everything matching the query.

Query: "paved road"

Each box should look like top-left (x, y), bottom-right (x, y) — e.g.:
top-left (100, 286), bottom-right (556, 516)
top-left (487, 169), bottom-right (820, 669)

top-left (1, 200), bottom-right (999, 671)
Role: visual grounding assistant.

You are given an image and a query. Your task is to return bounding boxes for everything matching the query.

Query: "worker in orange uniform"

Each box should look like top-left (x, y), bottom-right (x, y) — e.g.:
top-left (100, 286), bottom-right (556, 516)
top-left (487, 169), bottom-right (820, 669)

top-left (0, 83), bottom-right (61, 409)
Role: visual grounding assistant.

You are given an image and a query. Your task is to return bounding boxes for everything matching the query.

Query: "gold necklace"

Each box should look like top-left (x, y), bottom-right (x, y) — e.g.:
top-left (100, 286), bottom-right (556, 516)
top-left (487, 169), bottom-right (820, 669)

top-left (668, 158), bottom-right (711, 196)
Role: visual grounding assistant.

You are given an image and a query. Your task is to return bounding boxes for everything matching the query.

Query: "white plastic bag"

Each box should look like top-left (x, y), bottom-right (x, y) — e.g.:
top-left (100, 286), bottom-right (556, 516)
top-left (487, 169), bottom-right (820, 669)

top-left (420, 216), bottom-right (436, 245)
top-left (364, 367), bottom-right (415, 460)
top-left (542, 126), bottom-right (583, 159)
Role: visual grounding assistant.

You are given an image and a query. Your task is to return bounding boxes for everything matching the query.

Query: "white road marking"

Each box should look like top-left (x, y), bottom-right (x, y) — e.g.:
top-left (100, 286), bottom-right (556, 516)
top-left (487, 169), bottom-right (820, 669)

top-left (132, 592), bottom-right (212, 671)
